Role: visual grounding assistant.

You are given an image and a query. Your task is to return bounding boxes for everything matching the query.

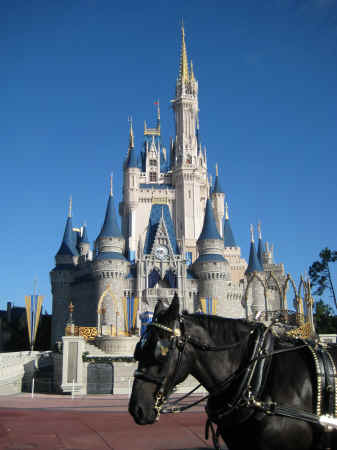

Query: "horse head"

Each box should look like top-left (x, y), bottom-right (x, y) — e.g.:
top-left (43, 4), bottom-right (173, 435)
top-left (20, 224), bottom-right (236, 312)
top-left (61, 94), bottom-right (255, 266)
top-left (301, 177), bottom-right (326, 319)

top-left (128, 292), bottom-right (192, 424)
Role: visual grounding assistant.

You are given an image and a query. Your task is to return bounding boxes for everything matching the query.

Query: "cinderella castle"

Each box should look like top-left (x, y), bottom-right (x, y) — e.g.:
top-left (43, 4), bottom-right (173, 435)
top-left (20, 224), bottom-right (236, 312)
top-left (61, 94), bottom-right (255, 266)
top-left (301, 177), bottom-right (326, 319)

top-left (50, 27), bottom-right (291, 347)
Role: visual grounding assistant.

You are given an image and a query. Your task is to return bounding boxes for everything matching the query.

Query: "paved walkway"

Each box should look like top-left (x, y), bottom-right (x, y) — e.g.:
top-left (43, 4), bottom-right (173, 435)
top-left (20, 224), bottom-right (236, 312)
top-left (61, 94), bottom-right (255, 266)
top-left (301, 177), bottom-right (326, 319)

top-left (0, 394), bottom-right (220, 450)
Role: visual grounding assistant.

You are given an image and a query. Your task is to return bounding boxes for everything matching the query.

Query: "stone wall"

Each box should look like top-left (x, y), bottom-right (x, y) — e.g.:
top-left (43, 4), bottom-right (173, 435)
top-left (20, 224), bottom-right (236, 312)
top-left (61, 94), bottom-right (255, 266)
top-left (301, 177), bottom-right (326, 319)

top-left (0, 351), bottom-right (53, 395)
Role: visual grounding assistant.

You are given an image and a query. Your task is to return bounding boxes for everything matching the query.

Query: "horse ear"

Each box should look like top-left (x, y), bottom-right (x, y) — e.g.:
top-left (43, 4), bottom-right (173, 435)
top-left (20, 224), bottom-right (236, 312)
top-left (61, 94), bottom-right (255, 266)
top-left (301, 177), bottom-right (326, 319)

top-left (153, 299), bottom-right (165, 320)
top-left (162, 292), bottom-right (180, 323)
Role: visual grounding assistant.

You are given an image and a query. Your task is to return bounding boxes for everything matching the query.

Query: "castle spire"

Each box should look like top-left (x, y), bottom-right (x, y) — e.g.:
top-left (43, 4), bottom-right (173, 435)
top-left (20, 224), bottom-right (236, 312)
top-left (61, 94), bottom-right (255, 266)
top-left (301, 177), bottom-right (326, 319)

top-left (179, 24), bottom-right (189, 83)
top-left (246, 224), bottom-right (263, 274)
top-left (198, 198), bottom-right (222, 241)
top-left (257, 221), bottom-right (264, 266)
top-left (126, 119), bottom-right (138, 168)
top-left (97, 177), bottom-right (122, 239)
top-left (213, 163), bottom-right (224, 194)
top-left (223, 202), bottom-right (236, 247)
top-left (128, 116), bottom-right (134, 149)
top-left (68, 195), bottom-right (72, 218)
top-left (56, 198), bottom-right (78, 258)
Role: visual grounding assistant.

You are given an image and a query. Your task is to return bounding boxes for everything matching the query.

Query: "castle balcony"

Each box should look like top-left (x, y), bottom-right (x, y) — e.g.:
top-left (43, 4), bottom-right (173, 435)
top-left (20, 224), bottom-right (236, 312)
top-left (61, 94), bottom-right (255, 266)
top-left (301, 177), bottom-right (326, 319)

top-left (143, 288), bottom-right (177, 306)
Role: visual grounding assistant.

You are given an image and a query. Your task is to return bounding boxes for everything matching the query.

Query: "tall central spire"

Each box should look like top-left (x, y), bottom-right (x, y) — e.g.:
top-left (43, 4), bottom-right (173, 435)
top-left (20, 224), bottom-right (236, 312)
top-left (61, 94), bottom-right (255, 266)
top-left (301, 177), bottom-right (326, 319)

top-left (179, 24), bottom-right (189, 82)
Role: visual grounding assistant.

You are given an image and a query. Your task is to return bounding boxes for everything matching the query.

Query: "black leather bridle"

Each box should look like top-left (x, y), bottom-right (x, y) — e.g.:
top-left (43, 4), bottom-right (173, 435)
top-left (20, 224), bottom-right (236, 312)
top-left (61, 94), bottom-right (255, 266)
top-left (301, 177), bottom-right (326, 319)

top-left (133, 315), bottom-right (241, 419)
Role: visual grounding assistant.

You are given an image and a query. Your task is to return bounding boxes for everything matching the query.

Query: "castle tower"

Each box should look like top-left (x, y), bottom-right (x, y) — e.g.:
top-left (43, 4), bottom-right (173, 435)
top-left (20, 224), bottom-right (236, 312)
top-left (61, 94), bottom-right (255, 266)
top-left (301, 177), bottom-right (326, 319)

top-left (123, 120), bottom-right (140, 262)
top-left (192, 197), bottom-right (230, 314)
top-left (245, 225), bottom-right (265, 317)
top-left (212, 164), bottom-right (225, 237)
top-left (93, 180), bottom-right (129, 334)
top-left (223, 202), bottom-right (247, 281)
top-left (55, 197), bottom-right (78, 266)
top-left (172, 25), bottom-right (207, 258)
top-left (50, 197), bottom-right (78, 345)
top-left (78, 224), bottom-right (90, 261)
top-left (95, 176), bottom-right (125, 258)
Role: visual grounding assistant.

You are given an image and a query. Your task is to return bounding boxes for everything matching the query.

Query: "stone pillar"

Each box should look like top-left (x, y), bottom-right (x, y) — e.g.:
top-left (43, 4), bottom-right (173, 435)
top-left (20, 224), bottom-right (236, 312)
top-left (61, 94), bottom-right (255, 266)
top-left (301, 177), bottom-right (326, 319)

top-left (61, 336), bottom-right (87, 396)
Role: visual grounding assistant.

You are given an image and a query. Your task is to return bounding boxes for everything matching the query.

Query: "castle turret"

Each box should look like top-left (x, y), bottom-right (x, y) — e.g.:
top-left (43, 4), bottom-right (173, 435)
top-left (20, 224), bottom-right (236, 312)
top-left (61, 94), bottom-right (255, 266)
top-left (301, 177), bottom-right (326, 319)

top-left (212, 164), bottom-right (225, 237)
top-left (222, 202), bottom-right (247, 282)
top-left (78, 224), bottom-right (90, 261)
top-left (246, 225), bottom-right (263, 274)
top-left (50, 197), bottom-right (78, 345)
top-left (123, 120), bottom-right (140, 262)
top-left (55, 197), bottom-right (78, 267)
top-left (192, 197), bottom-right (230, 314)
top-left (95, 177), bottom-right (125, 259)
top-left (245, 225), bottom-right (265, 317)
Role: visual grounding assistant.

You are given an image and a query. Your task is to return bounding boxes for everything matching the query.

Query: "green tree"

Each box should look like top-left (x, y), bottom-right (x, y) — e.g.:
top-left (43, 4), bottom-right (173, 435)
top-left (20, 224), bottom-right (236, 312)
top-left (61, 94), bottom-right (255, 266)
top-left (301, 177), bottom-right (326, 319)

top-left (314, 299), bottom-right (337, 334)
top-left (309, 248), bottom-right (337, 311)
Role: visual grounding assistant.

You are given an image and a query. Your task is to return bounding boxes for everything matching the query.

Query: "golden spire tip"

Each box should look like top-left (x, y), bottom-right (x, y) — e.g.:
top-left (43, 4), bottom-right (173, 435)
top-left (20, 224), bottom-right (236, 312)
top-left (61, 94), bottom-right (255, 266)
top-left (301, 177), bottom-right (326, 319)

top-left (257, 221), bottom-right (262, 239)
top-left (215, 163), bottom-right (218, 177)
top-left (179, 23), bottom-right (189, 82)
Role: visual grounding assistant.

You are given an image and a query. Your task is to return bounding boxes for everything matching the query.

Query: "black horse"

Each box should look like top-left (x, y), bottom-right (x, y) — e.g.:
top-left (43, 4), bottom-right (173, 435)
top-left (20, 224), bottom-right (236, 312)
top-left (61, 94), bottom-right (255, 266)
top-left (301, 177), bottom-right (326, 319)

top-left (129, 294), bottom-right (337, 450)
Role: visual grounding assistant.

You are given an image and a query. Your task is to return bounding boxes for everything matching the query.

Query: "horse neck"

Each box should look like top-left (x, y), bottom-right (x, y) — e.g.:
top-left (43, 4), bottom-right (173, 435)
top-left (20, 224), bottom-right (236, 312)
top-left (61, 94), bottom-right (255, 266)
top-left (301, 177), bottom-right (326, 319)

top-left (184, 316), bottom-right (252, 393)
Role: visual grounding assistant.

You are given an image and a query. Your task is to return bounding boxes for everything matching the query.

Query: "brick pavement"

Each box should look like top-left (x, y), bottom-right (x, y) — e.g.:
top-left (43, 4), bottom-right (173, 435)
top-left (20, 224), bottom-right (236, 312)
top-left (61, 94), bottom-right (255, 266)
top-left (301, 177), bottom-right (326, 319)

top-left (0, 394), bottom-right (221, 450)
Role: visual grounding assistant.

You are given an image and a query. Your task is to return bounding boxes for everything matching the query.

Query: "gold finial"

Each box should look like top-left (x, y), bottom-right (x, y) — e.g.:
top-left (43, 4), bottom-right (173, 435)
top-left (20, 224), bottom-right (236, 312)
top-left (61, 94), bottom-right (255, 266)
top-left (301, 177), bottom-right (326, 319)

top-left (250, 224), bottom-right (254, 243)
top-left (257, 221), bottom-right (262, 240)
top-left (215, 163), bottom-right (218, 177)
top-left (128, 116), bottom-right (134, 148)
top-left (225, 202), bottom-right (229, 220)
top-left (69, 301), bottom-right (74, 313)
top-left (68, 196), bottom-right (72, 218)
top-left (110, 172), bottom-right (113, 197)
top-left (179, 23), bottom-right (189, 82)
top-left (190, 60), bottom-right (195, 81)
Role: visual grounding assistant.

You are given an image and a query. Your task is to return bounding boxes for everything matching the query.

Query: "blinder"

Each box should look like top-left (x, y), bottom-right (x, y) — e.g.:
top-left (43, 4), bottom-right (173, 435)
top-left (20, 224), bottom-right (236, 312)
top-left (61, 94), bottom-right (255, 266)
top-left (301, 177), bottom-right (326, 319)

top-left (134, 337), bottom-right (173, 363)
top-left (154, 338), bottom-right (172, 363)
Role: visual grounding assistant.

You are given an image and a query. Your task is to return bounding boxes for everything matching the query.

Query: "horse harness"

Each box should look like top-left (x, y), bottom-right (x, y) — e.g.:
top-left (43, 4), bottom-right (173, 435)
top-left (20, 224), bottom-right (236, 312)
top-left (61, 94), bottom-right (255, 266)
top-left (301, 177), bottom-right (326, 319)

top-left (133, 316), bottom-right (337, 448)
top-left (205, 326), bottom-right (337, 449)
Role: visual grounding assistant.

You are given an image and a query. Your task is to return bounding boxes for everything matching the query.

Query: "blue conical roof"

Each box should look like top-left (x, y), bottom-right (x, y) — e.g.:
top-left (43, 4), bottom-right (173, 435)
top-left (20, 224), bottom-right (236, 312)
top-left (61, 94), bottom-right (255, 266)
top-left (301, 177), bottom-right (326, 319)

top-left (223, 219), bottom-right (236, 247)
top-left (198, 198), bottom-right (222, 241)
top-left (246, 241), bottom-right (263, 274)
top-left (257, 237), bottom-right (263, 266)
top-left (98, 195), bottom-right (122, 238)
top-left (80, 224), bottom-right (89, 244)
top-left (213, 175), bottom-right (224, 194)
top-left (56, 217), bottom-right (78, 256)
top-left (126, 147), bottom-right (138, 168)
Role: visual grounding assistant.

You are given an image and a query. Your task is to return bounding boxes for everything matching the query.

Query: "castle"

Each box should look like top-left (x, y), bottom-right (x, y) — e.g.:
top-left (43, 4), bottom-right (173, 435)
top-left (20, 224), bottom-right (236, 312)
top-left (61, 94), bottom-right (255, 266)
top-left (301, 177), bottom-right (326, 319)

top-left (50, 27), bottom-right (288, 347)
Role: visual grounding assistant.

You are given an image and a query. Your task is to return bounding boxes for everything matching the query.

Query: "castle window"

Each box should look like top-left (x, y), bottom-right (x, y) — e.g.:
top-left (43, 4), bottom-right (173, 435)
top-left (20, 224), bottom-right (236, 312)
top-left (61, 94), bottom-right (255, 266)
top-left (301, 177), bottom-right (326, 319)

top-left (150, 159), bottom-right (157, 166)
top-left (150, 172), bottom-right (157, 182)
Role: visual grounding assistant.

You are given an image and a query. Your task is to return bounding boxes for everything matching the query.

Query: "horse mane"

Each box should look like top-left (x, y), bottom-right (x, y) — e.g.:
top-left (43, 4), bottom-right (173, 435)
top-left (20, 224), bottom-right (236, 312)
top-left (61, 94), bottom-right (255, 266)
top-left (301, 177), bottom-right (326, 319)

top-left (182, 312), bottom-right (254, 343)
top-left (182, 312), bottom-right (318, 348)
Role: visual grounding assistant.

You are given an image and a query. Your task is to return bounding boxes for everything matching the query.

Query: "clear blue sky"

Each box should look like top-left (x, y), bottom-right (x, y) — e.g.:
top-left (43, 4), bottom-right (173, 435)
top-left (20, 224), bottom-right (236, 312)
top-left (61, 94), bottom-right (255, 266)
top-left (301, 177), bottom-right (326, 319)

top-left (1, 0), bottom-right (337, 314)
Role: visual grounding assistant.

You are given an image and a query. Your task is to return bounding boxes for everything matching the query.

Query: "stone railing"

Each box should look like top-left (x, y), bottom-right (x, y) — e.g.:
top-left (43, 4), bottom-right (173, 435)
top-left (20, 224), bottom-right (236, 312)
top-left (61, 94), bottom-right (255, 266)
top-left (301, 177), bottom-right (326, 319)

top-left (0, 351), bottom-right (53, 395)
